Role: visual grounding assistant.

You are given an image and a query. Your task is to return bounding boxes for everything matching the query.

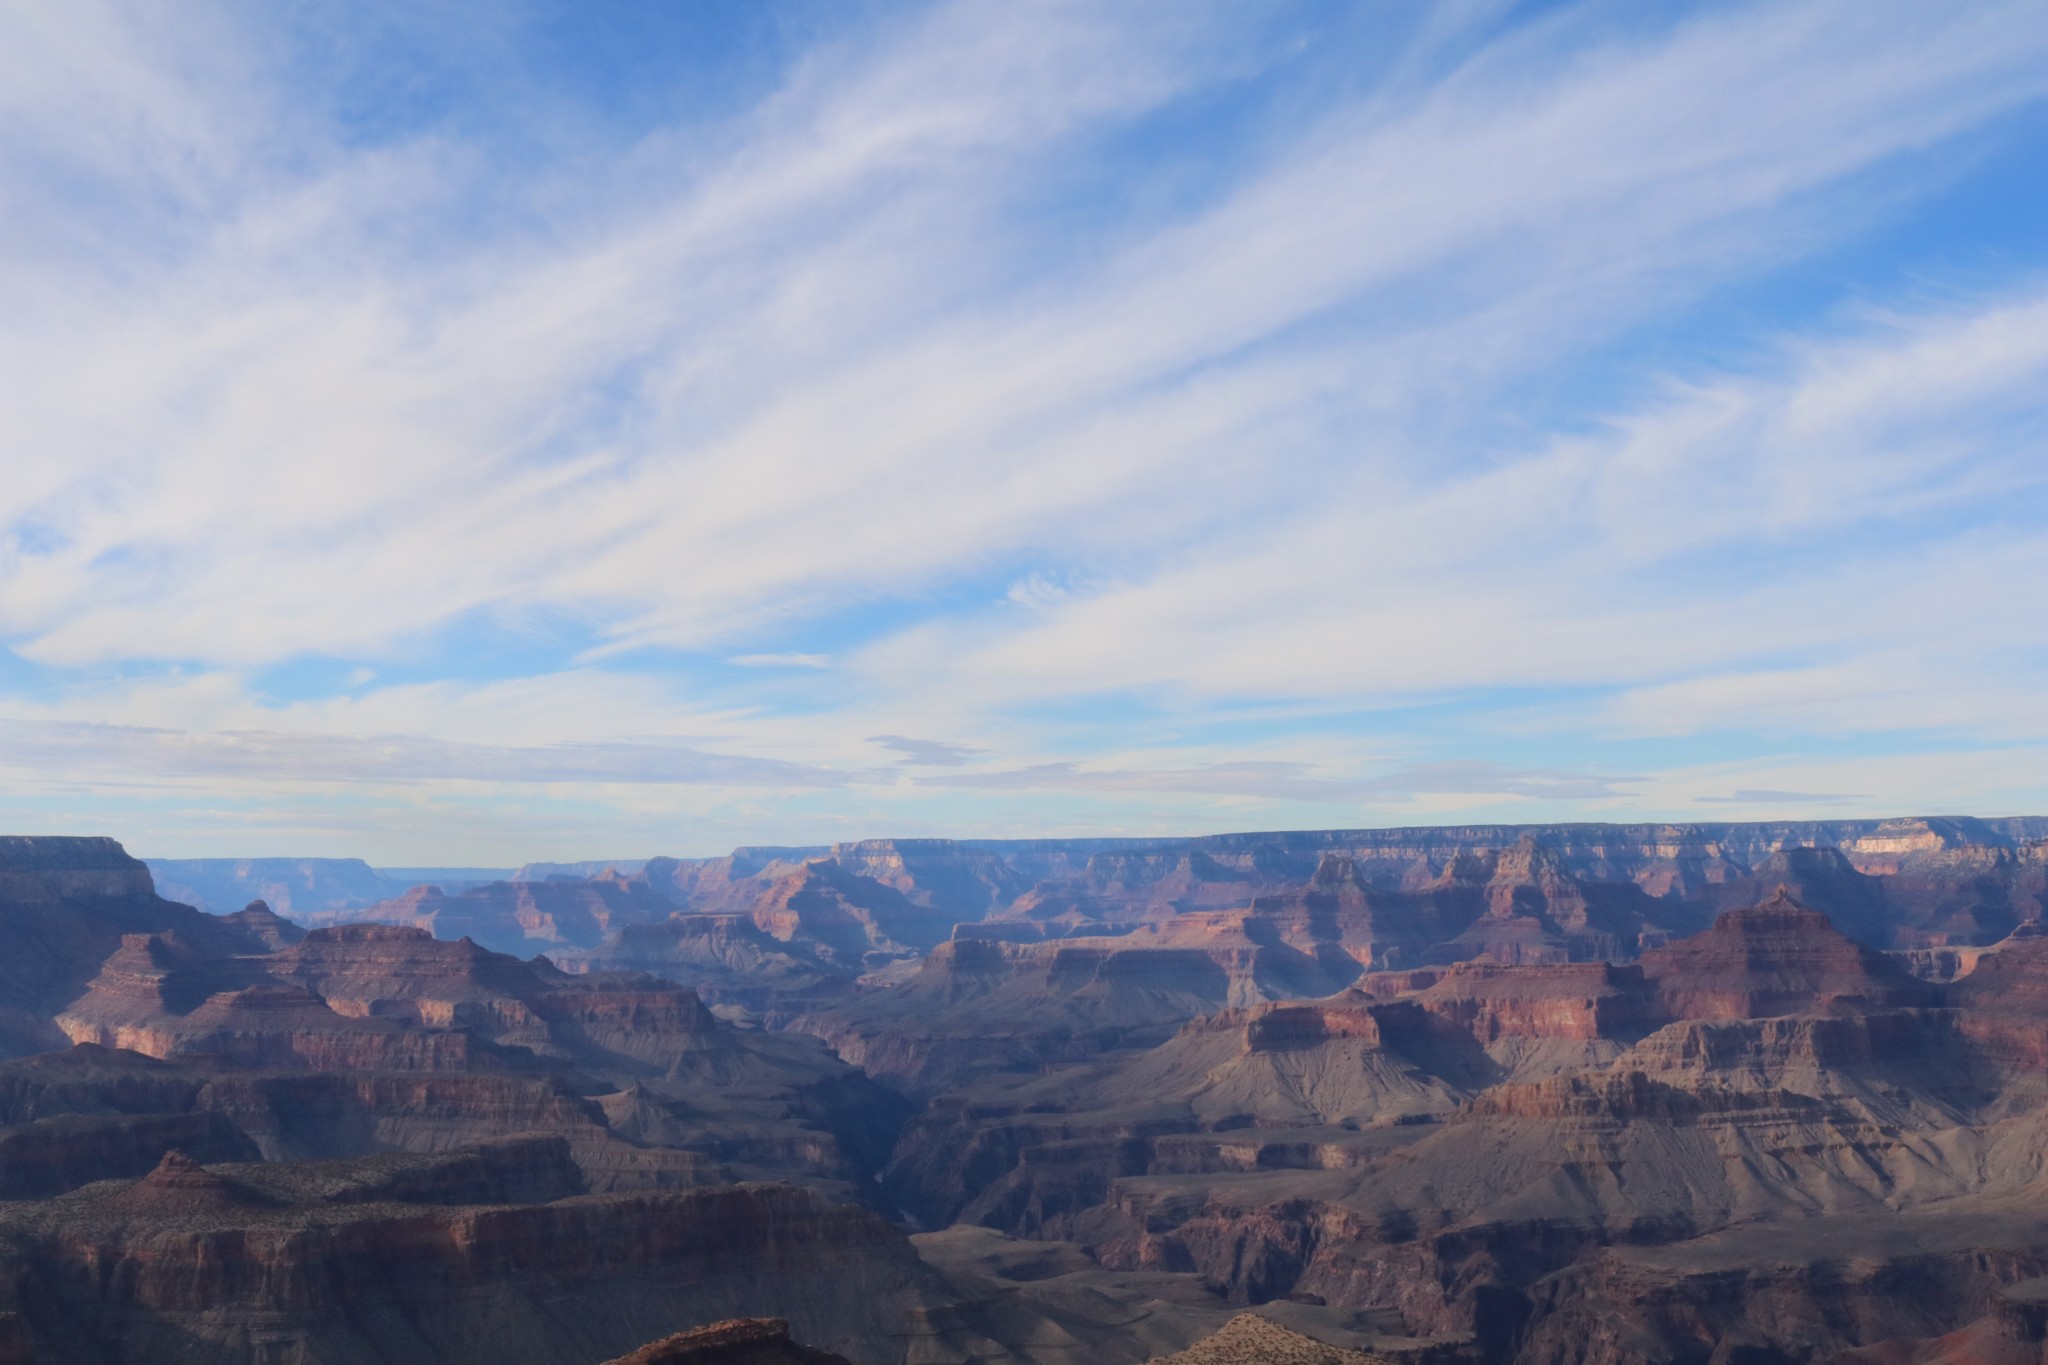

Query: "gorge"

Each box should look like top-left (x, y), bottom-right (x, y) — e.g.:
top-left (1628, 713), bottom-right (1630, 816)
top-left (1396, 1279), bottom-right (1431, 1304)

top-left (2, 818), bottom-right (2046, 1362)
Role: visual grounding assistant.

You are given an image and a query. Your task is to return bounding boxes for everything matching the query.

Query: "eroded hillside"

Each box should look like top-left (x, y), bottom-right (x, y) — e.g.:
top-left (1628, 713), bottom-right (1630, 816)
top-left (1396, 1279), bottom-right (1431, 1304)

top-left (6, 821), bottom-right (2048, 1364)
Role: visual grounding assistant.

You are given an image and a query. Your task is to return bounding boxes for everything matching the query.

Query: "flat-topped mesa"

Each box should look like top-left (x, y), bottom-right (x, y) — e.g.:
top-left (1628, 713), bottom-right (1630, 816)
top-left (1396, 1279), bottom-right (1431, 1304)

top-left (1239, 999), bottom-right (1426, 1053)
top-left (1638, 890), bottom-right (1935, 1020)
top-left (0, 836), bottom-right (157, 902)
top-left (585, 818), bottom-right (2048, 969)
top-left (1400, 960), bottom-right (1661, 1043)
top-left (1837, 815), bottom-right (2018, 869)
top-left (920, 934), bottom-right (1245, 1008)
top-left (145, 856), bottom-right (449, 916)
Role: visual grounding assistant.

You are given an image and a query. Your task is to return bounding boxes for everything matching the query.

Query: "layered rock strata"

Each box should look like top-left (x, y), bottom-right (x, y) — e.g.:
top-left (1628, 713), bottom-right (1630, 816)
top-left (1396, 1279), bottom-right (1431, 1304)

top-left (602, 1318), bottom-right (853, 1365)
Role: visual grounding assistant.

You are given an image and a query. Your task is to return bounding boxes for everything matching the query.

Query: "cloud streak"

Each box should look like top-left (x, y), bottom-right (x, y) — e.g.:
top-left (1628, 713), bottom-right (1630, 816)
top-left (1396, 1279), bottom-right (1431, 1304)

top-left (0, 0), bottom-right (2043, 857)
top-left (923, 760), bottom-right (1639, 804)
top-left (0, 719), bottom-right (879, 789)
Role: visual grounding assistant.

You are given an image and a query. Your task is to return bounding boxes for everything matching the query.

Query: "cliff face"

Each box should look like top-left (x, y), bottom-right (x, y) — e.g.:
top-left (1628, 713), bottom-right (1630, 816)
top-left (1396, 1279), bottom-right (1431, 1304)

top-left (0, 836), bottom-right (157, 901)
top-left (301, 874), bottom-right (676, 954)
top-left (550, 860), bottom-right (960, 1019)
top-left (793, 853), bottom-right (1686, 1097)
top-left (0, 840), bottom-right (280, 1057)
top-left (19, 826), bottom-right (2048, 1365)
top-left (146, 856), bottom-right (419, 915)
top-left (825, 839), bottom-right (1030, 923)
top-left (0, 1157), bottom-right (945, 1365)
top-left (1383, 961), bottom-right (1662, 1043)
top-left (1639, 892), bottom-right (1937, 1019)
top-left (866, 891), bottom-right (2048, 1364)
top-left (272, 820), bottom-right (2048, 1029)
top-left (54, 921), bottom-right (729, 1070)
top-left (12, 886), bottom-right (907, 1200)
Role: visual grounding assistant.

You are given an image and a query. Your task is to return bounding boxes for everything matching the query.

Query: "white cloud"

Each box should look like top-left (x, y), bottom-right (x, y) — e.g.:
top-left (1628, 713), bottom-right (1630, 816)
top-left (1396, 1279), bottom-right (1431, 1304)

top-left (872, 287), bottom-right (2048, 731)
top-left (0, 0), bottom-right (2044, 854)
top-left (729, 653), bottom-right (832, 669)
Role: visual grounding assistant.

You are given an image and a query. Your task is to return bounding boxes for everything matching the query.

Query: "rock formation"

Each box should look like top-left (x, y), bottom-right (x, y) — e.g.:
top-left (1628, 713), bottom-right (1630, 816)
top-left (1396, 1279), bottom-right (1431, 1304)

top-left (0, 838), bottom-right (290, 1056)
top-left (1638, 890), bottom-right (1937, 1019)
top-left (301, 872), bottom-right (676, 954)
top-left (860, 887), bottom-right (2048, 1363)
top-left (11, 824), bottom-right (2048, 1364)
top-left (602, 1318), bottom-right (853, 1365)
top-left (0, 1158), bottom-right (942, 1364)
top-left (1145, 1314), bottom-right (1391, 1365)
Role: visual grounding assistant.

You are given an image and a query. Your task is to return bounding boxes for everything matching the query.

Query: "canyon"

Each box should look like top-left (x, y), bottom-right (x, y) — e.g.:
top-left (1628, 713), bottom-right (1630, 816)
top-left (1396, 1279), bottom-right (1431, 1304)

top-left (6, 817), bottom-right (2048, 1363)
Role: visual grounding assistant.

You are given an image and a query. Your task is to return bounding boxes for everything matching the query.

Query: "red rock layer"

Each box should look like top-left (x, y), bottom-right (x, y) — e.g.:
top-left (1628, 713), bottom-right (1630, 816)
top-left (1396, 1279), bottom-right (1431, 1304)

top-left (1639, 891), bottom-right (1934, 1019)
top-left (601, 1317), bottom-right (853, 1365)
top-left (0, 1172), bottom-right (932, 1364)
top-left (1398, 961), bottom-right (1659, 1042)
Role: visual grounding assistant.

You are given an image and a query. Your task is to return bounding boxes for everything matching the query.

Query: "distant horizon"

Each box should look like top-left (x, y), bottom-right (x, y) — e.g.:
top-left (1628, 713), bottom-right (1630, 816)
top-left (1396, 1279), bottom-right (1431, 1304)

top-left (118, 809), bottom-right (2048, 869)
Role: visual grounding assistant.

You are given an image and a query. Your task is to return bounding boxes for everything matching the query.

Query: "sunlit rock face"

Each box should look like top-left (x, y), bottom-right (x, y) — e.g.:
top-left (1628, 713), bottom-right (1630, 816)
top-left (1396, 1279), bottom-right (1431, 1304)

top-left (1638, 891), bottom-right (1940, 1020)
top-left (9, 826), bottom-right (2048, 1363)
top-left (863, 879), bottom-right (2048, 1365)
top-left (0, 838), bottom-right (285, 1058)
top-left (600, 1317), bottom-right (854, 1365)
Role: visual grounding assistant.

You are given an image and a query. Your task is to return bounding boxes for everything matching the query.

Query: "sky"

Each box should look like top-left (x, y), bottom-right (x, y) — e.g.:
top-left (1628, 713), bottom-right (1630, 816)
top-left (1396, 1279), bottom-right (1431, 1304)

top-left (1, 0), bottom-right (2046, 864)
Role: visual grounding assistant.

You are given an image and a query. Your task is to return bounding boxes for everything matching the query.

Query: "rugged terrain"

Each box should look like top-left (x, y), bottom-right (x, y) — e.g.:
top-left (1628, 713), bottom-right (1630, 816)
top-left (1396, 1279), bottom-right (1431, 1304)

top-left (6, 819), bottom-right (2048, 1363)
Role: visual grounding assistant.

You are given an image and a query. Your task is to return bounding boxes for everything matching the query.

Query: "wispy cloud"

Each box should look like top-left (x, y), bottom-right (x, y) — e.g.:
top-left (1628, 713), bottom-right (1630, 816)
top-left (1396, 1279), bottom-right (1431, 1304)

top-left (0, 719), bottom-right (880, 789)
top-left (868, 734), bottom-right (985, 766)
top-left (0, 0), bottom-right (2044, 857)
top-left (923, 759), bottom-right (1638, 804)
top-left (1697, 789), bottom-right (1864, 805)
top-left (729, 653), bottom-right (832, 670)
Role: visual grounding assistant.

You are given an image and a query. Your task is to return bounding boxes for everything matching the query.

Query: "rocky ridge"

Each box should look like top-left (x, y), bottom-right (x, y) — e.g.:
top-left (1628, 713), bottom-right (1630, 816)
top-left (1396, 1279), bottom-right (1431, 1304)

top-left (9, 824), bottom-right (2048, 1363)
top-left (603, 1318), bottom-right (853, 1365)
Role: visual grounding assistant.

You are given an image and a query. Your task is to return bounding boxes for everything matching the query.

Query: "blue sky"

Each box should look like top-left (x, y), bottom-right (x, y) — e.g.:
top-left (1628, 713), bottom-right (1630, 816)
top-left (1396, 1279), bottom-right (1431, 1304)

top-left (1, 0), bottom-right (2046, 863)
